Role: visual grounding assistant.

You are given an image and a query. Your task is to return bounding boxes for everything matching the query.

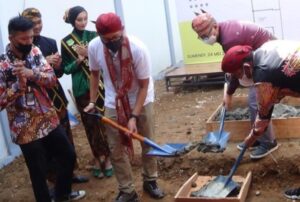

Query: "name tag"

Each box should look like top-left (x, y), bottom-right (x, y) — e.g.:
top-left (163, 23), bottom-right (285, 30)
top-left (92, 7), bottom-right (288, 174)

top-left (25, 92), bottom-right (35, 106)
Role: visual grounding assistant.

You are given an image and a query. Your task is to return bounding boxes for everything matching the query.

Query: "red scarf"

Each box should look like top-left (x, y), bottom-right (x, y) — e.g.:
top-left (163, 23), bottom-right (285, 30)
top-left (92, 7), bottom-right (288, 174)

top-left (104, 36), bottom-right (134, 157)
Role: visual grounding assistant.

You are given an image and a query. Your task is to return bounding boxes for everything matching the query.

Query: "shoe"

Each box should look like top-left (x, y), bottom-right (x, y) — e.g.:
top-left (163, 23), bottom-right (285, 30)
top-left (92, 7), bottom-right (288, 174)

top-left (72, 175), bottom-right (89, 183)
top-left (284, 187), bottom-right (300, 200)
top-left (92, 168), bottom-right (104, 179)
top-left (104, 168), bottom-right (113, 177)
top-left (115, 191), bottom-right (139, 202)
top-left (55, 190), bottom-right (86, 202)
top-left (250, 140), bottom-right (279, 159)
top-left (237, 141), bottom-right (260, 151)
top-left (143, 181), bottom-right (165, 199)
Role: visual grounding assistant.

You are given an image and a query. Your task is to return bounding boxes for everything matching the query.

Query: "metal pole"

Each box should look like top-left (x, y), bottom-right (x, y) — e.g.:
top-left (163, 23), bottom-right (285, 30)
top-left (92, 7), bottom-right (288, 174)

top-left (250, 0), bottom-right (255, 22)
top-left (278, 0), bottom-right (284, 39)
top-left (114, 0), bottom-right (125, 24)
top-left (163, 0), bottom-right (176, 66)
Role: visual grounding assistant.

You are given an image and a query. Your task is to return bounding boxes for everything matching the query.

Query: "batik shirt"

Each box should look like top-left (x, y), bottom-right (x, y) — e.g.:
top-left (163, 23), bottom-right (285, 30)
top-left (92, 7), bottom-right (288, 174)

top-left (0, 45), bottom-right (59, 144)
top-left (249, 40), bottom-right (300, 138)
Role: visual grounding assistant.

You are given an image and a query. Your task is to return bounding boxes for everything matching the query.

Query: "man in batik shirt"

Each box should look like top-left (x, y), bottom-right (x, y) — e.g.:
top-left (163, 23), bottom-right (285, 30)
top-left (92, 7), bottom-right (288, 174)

top-left (220, 40), bottom-right (300, 200)
top-left (0, 16), bottom-right (85, 202)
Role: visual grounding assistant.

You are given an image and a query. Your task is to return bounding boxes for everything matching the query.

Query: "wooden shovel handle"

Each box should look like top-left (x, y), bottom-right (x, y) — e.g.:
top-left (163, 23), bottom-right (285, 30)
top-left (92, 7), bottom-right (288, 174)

top-left (101, 116), bottom-right (145, 142)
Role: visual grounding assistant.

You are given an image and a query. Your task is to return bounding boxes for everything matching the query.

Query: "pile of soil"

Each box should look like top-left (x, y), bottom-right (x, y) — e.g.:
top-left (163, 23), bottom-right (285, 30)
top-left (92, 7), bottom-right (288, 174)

top-left (0, 81), bottom-right (300, 202)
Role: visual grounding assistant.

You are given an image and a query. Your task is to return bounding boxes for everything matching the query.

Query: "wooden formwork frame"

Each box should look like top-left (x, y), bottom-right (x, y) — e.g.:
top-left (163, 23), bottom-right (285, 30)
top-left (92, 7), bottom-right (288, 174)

top-left (206, 96), bottom-right (300, 141)
top-left (175, 172), bottom-right (252, 202)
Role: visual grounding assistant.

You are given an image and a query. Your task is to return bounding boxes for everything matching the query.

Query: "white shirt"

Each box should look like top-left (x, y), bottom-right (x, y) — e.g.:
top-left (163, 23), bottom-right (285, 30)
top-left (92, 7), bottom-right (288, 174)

top-left (88, 35), bottom-right (154, 109)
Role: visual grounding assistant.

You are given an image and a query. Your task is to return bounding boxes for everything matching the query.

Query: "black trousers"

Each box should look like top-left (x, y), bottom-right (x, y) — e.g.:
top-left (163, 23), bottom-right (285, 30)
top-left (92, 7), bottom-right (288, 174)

top-left (20, 125), bottom-right (76, 202)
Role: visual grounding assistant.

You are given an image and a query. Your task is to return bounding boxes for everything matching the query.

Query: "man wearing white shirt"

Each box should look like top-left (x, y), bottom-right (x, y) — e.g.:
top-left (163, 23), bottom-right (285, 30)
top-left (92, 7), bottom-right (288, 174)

top-left (84, 13), bottom-right (164, 202)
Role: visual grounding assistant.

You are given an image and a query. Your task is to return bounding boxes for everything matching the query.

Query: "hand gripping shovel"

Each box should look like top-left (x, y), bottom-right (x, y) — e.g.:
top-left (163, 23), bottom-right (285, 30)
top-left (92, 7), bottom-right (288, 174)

top-left (88, 112), bottom-right (194, 157)
top-left (198, 106), bottom-right (230, 153)
top-left (191, 146), bottom-right (247, 198)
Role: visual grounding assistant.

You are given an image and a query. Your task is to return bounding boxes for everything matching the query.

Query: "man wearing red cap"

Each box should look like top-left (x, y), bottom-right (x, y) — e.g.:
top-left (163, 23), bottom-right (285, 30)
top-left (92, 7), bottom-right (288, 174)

top-left (84, 12), bottom-right (164, 201)
top-left (221, 40), bottom-right (300, 200)
top-left (192, 11), bottom-right (278, 159)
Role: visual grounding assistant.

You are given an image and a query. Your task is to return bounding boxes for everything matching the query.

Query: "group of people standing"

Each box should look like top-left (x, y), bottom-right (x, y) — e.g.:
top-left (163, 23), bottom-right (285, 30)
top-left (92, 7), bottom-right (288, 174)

top-left (3, 3), bottom-right (300, 202)
top-left (1, 5), bottom-right (164, 202)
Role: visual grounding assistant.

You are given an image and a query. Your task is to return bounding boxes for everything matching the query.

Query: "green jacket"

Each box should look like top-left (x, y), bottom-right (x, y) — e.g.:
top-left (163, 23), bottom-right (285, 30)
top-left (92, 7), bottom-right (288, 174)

top-left (61, 30), bottom-right (97, 97)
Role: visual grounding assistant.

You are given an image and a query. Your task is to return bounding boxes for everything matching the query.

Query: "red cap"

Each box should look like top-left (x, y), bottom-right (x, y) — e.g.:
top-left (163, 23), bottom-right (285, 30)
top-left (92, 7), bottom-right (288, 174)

top-left (222, 45), bottom-right (253, 73)
top-left (95, 12), bottom-right (123, 35)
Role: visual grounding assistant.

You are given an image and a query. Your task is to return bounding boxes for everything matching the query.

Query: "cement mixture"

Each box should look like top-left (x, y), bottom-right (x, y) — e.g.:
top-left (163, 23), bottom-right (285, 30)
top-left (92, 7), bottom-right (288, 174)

top-left (214, 103), bottom-right (300, 121)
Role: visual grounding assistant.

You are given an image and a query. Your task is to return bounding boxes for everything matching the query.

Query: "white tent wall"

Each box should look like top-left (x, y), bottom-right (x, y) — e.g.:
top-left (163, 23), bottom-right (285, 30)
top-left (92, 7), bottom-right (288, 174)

top-left (0, 0), bottom-right (23, 168)
top-left (0, 0), bottom-right (24, 48)
top-left (121, 0), bottom-right (172, 77)
top-left (0, 110), bottom-right (21, 168)
top-left (0, 7), bottom-right (11, 166)
top-left (280, 0), bottom-right (300, 40)
top-left (167, 0), bottom-right (184, 65)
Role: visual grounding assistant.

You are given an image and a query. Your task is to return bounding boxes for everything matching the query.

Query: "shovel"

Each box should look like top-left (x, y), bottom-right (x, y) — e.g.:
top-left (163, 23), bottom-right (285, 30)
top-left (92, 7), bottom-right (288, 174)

top-left (191, 146), bottom-right (247, 198)
top-left (88, 112), bottom-right (193, 157)
top-left (198, 105), bottom-right (230, 153)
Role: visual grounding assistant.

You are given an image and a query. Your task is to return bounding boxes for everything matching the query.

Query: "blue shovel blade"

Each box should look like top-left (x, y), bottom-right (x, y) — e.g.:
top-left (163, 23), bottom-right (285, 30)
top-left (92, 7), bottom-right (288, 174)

top-left (218, 132), bottom-right (230, 150)
top-left (146, 143), bottom-right (187, 157)
top-left (203, 131), bottom-right (230, 150)
top-left (203, 132), bottom-right (219, 144)
top-left (68, 111), bottom-right (79, 128)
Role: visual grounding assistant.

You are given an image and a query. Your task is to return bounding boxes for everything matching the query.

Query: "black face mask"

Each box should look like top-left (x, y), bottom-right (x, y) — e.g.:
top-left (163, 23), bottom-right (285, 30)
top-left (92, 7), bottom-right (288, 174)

top-left (104, 37), bottom-right (123, 53)
top-left (15, 43), bottom-right (32, 55)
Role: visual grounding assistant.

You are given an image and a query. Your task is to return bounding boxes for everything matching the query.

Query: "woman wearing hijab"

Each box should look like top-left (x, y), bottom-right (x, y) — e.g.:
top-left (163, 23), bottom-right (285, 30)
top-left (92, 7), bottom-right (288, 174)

top-left (61, 6), bottom-right (112, 178)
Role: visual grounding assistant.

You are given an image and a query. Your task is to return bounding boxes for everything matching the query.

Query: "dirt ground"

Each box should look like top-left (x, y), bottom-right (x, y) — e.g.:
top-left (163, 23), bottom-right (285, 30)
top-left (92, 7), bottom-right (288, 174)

top-left (1, 80), bottom-right (300, 202)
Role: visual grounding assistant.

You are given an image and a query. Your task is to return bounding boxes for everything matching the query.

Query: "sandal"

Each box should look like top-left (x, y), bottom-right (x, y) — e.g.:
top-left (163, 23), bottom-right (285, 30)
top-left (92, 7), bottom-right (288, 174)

top-left (104, 168), bottom-right (113, 177)
top-left (92, 168), bottom-right (104, 179)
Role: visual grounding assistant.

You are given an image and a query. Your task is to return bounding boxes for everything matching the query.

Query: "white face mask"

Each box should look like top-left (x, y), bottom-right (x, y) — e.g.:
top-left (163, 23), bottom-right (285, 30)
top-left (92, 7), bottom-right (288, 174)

top-left (238, 67), bottom-right (254, 87)
top-left (202, 35), bottom-right (217, 45)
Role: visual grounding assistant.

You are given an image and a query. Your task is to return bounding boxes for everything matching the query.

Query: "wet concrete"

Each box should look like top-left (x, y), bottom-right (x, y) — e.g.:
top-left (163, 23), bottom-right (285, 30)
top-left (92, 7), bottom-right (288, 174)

top-left (214, 104), bottom-right (300, 121)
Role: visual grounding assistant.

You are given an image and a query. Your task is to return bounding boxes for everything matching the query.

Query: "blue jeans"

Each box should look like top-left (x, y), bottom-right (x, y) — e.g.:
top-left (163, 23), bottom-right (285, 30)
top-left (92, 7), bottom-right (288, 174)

top-left (248, 86), bottom-right (275, 144)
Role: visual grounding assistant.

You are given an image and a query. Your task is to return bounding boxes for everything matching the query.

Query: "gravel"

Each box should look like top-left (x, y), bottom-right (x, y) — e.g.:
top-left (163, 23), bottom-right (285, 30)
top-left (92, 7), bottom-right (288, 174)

top-left (214, 104), bottom-right (300, 121)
